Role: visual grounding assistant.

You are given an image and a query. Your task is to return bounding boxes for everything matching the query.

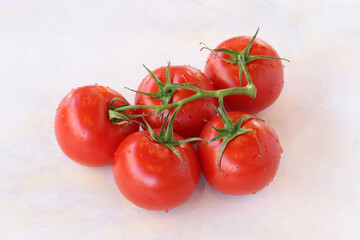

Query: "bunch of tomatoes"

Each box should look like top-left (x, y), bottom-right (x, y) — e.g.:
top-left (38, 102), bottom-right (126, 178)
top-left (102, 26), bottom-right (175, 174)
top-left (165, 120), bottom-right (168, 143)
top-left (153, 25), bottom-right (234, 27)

top-left (55, 29), bottom-right (286, 211)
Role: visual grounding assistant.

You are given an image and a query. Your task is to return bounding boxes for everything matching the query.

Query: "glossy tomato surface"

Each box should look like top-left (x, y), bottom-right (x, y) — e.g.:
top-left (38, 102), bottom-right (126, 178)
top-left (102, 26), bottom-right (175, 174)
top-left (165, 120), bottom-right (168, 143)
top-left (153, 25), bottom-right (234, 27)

top-left (135, 65), bottom-right (217, 138)
top-left (54, 85), bottom-right (139, 167)
top-left (113, 129), bottom-right (200, 211)
top-left (197, 112), bottom-right (282, 195)
top-left (205, 36), bottom-right (284, 113)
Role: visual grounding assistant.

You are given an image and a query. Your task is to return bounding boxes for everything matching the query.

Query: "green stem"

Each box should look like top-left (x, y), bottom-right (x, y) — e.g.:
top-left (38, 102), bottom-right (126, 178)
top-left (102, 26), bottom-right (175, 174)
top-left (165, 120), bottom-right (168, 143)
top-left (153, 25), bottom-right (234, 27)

top-left (113, 84), bottom-right (256, 114)
top-left (238, 54), bottom-right (254, 86)
top-left (164, 105), bottom-right (182, 142)
top-left (218, 97), bottom-right (234, 132)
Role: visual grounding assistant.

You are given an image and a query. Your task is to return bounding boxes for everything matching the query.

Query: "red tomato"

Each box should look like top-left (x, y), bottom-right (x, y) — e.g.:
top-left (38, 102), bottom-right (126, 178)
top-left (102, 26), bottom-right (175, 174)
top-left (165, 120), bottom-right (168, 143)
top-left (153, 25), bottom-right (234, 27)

top-left (113, 129), bottom-right (200, 211)
top-left (54, 85), bottom-right (139, 167)
top-left (204, 36), bottom-right (284, 113)
top-left (197, 112), bottom-right (282, 195)
top-left (135, 65), bottom-right (217, 138)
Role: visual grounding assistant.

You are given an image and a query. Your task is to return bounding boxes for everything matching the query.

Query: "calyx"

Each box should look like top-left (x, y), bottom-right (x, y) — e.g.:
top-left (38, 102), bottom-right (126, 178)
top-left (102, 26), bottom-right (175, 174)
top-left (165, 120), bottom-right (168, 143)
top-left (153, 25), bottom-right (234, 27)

top-left (200, 27), bottom-right (289, 86)
top-left (203, 97), bottom-right (263, 173)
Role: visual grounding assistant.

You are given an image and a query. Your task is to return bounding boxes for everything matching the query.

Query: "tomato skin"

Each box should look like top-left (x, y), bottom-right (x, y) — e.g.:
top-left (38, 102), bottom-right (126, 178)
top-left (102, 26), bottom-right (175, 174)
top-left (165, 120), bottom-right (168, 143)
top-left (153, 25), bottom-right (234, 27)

top-left (54, 85), bottom-right (139, 167)
top-left (113, 130), bottom-right (200, 211)
top-left (135, 65), bottom-right (217, 138)
top-left (197, 112), bottom-right (281, 195)
top-left (204, 36), bottom-right (284, 113)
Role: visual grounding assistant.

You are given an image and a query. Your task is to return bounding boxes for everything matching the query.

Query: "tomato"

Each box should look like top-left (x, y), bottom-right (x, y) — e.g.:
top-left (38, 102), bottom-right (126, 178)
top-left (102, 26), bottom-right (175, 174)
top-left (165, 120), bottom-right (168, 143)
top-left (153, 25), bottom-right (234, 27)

top-left (204, 36), bottom-right (284, 113)
top-left (135, 65), bottom-right (217, 138)
top-left (113, 129), bottom-right (200, 211)
top-left (197, 112), bottom-right (282, 195)
top-left (54, 85), bottom-right (139, 167)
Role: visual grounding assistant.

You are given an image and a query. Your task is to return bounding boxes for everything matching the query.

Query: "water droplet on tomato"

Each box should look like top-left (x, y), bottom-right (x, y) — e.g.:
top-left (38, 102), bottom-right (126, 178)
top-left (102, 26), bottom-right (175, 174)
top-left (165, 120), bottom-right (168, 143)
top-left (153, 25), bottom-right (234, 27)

top-left (56, 107), bottom-right (61, 112)
top-left (81, 96), bottom-right (91, 107)
top-left (98, 85), bottom-right (107, 93)
top-left (248, 64), bottom-right (257, 71)
top-left (271, 62), bottom-right (276, 68)
top-left (61, 114), bottom-right (64, 118)
top-left (186, 71), bottom-right (193, 78)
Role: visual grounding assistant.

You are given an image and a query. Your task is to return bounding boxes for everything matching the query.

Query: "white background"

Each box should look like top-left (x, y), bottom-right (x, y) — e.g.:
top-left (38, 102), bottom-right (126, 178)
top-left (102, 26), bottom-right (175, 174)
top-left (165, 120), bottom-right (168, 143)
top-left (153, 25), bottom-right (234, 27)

top-left (1, 0), bottom-right (359, 239)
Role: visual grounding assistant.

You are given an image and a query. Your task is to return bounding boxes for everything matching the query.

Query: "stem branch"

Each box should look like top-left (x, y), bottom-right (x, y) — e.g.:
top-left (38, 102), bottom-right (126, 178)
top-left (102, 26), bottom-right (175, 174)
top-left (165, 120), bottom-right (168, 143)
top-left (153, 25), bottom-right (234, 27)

top-left (114, 84), bottom-right (256, 113)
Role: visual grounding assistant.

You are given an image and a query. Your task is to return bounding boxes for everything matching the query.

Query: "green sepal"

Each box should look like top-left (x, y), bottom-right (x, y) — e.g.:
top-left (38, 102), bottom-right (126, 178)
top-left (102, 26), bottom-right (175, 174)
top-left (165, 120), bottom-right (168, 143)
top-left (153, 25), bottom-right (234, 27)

top-left (141, 63), bottom-right (202, 107)
top-left (172, 137), bottom-right (208, 146)
top-left (141, 108), bottom-right (205, 171)
top-left (205, 132), bottom-right (228, 144)
top-left (216, 137), bottom-right (232, 173)
top-left (233, 114), bottom-right (263, 129)
top-left (209, 48), bottom-right (240, 60)
top-left (204, 119), bottom-right (226, 134)
top-left (203, 104), bottom-right (264, 173)
top-left (165, 61), bottom-right (172, 85)
top-left (124, 86), bottom-right (161, 99)
top-left (210, 124), bottom-right (263, 174)
top-left (201, 27), bottom-right (289, 88)
top-left (144, 123), bottom-right (157, 146)
top-left (200, 42), bottom-right (238, 64)
top-left (248, 129), bottom-right (263, 157)
top-left (143, 64), bottom-right (165, 89)
top-left (242, 27), bottom-right (259, 56)
top-left (170, 83), bottom-right (201, 93)
top-left (246, 55), bottom-right (290, 63)
top-left (108, 98), bottom-right (149, 128)
top-left (165, 144), bottom-right (185, 170)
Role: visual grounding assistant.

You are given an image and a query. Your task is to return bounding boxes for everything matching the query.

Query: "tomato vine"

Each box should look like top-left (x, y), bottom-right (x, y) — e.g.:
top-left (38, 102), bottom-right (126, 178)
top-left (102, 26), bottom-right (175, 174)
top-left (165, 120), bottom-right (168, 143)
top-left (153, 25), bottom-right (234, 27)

top-left (108, 28), bottom-right (287, 171)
